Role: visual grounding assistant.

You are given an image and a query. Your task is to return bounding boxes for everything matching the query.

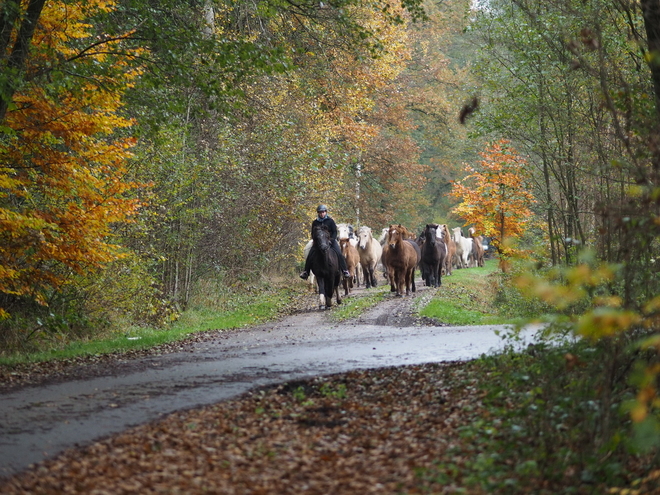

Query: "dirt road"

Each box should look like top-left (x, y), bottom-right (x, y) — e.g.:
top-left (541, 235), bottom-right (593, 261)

top-left (0, 282), bottom-right (537, 481)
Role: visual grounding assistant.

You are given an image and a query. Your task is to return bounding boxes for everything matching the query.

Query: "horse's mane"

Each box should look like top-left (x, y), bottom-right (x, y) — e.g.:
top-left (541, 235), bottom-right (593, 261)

top-left (312, 224), bottom-right (331, 244)
top-left (440, 224), bottom-right (451, 242)
top-left (391, 224), bottom-right (416, 240)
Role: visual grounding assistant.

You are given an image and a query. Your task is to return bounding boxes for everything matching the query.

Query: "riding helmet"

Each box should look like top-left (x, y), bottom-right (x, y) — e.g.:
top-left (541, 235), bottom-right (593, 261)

top-left (317, 204), bottom-right (328, 213)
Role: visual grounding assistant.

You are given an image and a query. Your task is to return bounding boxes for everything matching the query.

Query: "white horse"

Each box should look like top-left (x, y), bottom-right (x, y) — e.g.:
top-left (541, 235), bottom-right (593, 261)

top-left (357, 226), bottom-right (383, 289)
top-left (378, 227), bottom-right (389, 246)
top-left (452, 227), bottom-right (473, 268)
top-left (337, 223), bottom-right (358, 247)
top-left (302, 239), bottom-right (316, 288)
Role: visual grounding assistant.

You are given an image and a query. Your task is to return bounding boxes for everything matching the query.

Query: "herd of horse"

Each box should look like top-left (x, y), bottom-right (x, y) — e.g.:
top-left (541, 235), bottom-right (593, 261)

top-left (303, 222), bottom-right (486, 310)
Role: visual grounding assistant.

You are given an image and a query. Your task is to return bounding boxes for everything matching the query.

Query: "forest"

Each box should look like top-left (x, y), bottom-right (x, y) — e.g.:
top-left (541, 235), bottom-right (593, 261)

top-left (1, 0), bottom-right (660, 480)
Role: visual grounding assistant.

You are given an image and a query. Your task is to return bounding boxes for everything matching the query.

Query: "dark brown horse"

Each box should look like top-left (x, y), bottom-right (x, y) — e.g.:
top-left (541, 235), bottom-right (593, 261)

top-left (382, 224), bottom-right (418, 297)
top-left (420, 224), bottom-right (447, 288)
top-left (308, 225), bottom-right (342, 309)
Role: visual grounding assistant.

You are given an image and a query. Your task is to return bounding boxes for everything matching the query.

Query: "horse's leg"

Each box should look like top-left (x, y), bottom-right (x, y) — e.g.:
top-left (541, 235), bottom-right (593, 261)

top-left (370, 263), bottom-right (378, 287)
top-left (364, 264), bottom-right (372, 289)
top-left (394, 270), bottom-right (403, 297)
top-left (335, 275), bottom-right (342, 305)
top-left (317, 278), bottom-right (326, 309)
top-left (325, 275), bottom-right (334, 308)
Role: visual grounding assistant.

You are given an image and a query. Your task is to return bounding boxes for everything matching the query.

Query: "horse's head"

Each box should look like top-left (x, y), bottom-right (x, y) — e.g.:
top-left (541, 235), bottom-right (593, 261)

top-left (357, 226), bottom-right (372, 250)
top-left (388, 225), bottom-right (402, 249)
top-left (440, 224), bottom-right (450, 242)
top-left (312, 225), bottom-right (332, 251)
top-left (425, 224), bottom-right (438, 245)
top-left (337, 223), bottom-right (350, 241)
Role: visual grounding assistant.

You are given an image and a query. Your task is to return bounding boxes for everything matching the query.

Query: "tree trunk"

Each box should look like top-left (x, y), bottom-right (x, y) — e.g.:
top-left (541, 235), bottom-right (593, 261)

top-left (0, 0), bottom-right (47, 124)
top-left (641, 0), bottom-right (660, 123)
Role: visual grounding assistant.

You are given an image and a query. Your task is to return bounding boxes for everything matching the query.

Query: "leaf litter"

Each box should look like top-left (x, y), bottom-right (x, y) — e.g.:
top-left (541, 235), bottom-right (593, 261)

top-left (1, 362), bottom-right (484, 494)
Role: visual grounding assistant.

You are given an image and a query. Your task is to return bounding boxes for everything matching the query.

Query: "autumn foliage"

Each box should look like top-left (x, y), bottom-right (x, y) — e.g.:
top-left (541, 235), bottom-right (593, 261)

top-left (0, 0), bottom-right (143, 317)
top-left (450, 140), bottom-right (537, 264)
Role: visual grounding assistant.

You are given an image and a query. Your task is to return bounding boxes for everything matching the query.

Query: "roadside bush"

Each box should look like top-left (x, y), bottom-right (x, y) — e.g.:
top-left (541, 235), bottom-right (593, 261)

top-left (491, 262), bottom-right (555, 320)
top-left (424, 331), bottom-right (653, 493)
top-left (0, 254), bottom-right (175, 356)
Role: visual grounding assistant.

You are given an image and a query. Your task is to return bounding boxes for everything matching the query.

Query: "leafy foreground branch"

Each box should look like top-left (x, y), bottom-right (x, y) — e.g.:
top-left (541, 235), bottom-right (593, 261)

top-left (2, 337), bottom-right (657, 494)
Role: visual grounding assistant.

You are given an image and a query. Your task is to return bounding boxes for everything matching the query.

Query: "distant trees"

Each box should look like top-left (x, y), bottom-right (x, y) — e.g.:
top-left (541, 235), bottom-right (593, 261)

top-left (0, 0), bottom-right (433, 346)
top-left (469, 0), bottom-right (659, 267)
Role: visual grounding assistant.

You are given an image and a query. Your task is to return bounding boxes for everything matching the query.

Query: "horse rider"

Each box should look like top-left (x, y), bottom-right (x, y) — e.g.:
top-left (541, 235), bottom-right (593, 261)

top-left (300, 204), bottom-right (351, 279)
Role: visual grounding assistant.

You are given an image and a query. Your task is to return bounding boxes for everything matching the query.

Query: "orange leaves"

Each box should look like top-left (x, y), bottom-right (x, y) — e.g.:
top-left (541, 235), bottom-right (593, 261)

top-left (0, 0), bottom-right (145, 313)
top-left (450, 140), bottom-right (537, 260)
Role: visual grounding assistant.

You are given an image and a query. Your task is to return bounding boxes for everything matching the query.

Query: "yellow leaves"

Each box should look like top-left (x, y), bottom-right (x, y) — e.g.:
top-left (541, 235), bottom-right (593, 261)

top-left (577, 307), bottom-right (642, 339)
top-left (450, 140), bottom-right (538, 263)
top-left (565, 262), bottom-right (615, 287)
top-left (0, 0), bottom-right (146, 314)
top-left (515, 260), bottom-right (618, 314)
top-left (644, 295), bottom-right (660, 315)
top-left (628, 363), bottom-right (660, 424)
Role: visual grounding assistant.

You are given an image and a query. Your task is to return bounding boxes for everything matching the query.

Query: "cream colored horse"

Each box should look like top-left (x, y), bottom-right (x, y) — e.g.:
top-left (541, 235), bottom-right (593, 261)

top-left (357, 226), bottom-right (383, 289)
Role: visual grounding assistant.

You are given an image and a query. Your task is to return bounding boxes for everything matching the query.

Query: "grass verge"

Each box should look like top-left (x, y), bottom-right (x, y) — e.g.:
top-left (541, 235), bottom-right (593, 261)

top-left (419, 258), bottom-right (525, 325)
top-left (0, 284), bottom-right (301, 367)
top-left (330, 283), bottom-right (390, 321)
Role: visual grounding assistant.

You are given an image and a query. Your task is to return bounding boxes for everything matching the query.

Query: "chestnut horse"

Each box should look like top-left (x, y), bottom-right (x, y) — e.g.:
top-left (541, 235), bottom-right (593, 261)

top-left (382, 225), bottom-right (420, 293)
top-left (382, 224), bottom-right (418, 297)
top-left (340, 237), bottom-right (360, 296)
top-left (308, 225), bottom-right (342, 309)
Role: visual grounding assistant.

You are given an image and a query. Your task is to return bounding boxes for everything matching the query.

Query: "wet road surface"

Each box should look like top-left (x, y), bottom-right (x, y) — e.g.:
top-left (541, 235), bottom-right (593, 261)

top-left (0, 291), bottom-right (541, 479)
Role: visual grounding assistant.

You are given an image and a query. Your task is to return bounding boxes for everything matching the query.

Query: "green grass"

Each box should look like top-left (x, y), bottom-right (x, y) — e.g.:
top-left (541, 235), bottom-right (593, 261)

top-left (330, 284), bottom-right (389, 321)
top-left (419, 259), bottom-right (526, 326)
top-left (0, 286), bottom-right (296, 367)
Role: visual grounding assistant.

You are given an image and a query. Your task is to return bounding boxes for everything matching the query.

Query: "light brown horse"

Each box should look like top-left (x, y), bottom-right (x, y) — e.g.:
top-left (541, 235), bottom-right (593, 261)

top-left (440, 224), bottom-right (456, 276)
top-left (340, 237), bottom-right (360, 296)
top-left (382, 224), bottom-right (418, 297)
top-left (468, 227), bottom-right (485, 267)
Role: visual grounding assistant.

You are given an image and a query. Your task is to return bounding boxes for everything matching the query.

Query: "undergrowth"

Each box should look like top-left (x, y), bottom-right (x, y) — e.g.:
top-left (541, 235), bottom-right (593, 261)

top-left (415, 335), bottom-right (658, 494)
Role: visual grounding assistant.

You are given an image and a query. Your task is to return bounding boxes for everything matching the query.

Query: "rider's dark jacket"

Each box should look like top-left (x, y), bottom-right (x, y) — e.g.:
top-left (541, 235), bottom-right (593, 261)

top-left (304, 214), bottom-right (348, 273)
top-left (311, 215), bottom-right (338, 240)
